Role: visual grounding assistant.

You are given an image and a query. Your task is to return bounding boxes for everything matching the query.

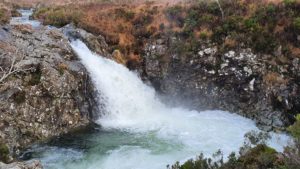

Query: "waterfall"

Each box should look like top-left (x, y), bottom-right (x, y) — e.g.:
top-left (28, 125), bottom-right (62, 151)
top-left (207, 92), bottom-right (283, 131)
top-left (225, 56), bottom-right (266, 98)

top-left (35, 39), bottom-right (289, 169)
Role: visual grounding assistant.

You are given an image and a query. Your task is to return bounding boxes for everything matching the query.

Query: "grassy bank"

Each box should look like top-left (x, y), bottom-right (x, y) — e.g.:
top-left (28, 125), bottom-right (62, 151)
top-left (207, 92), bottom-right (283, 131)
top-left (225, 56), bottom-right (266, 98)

top-left (31, 0), bottom-right (300, 65)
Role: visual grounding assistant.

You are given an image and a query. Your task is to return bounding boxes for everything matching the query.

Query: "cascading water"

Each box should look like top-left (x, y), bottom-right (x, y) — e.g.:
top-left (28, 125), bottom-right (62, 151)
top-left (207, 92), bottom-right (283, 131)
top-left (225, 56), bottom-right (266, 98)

top-left (10, 9), bottom-right (41, 28)
top-left (23, 40), bottom-right (290, 169)
top-left (8, 7), bottom-right (290, 169)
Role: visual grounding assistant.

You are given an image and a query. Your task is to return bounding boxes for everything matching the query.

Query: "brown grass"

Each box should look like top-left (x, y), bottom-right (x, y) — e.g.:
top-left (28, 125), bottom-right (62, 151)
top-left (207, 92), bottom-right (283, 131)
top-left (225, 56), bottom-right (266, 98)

top-left (263, 72), bottom-right (289, 86)
top-left (32, 1), bottom-right (177, 64)
top-left (10, 0), bottom-right (300, 66)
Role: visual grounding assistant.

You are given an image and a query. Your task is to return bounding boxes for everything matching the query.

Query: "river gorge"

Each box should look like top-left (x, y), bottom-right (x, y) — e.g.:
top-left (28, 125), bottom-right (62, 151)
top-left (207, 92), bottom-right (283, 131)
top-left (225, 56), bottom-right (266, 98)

top-left (19, 39), bottom-right (290, 169)
top-left (1, 2), bottom-right (300, 168)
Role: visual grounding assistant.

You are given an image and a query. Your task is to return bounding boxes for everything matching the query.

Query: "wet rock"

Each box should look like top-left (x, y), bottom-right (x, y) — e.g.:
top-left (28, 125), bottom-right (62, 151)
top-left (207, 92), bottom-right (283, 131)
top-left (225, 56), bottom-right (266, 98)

top-left (0, 25), bottom-right (99, 158)
top-left (204, 47), bottom-right (216, 55)
top-left (61, 24), bottom-right (110, 58)
top-left (0, 27), bottom-right (10, 41)
top-left (249, 78), bottom-right (255, 91)
top-left (0, 160), bottom-right (43, 169)
top-left (144, 38), bottom-right (300, 131)
top-left (225, 51), bottom-right (235, 58)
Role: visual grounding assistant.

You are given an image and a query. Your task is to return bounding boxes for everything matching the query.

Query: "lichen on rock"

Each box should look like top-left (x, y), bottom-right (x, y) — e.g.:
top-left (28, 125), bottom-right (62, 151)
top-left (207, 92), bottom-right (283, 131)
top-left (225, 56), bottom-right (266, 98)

top-left (144, 38), bottom-right (300, 131)
top-left (0, 24), bottom-right (99, 159)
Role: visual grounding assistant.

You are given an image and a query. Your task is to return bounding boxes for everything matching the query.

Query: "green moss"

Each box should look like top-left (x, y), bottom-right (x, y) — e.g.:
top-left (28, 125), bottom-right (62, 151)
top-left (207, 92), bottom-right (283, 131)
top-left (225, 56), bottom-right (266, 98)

top-left (0, 142), bottom-right (9, 163)
top-left (199, 32), bottom-right (207, 40)
top-left (244, 18), bottom-right (259, 31)
top-left (288, 114), bottom-right (300, 139)
top-left (28, 69), bottom-right (42, 86)
top-left (13, 91), bottom-right (26, 104)
top-left (293, 17), bottom-right (300, 30)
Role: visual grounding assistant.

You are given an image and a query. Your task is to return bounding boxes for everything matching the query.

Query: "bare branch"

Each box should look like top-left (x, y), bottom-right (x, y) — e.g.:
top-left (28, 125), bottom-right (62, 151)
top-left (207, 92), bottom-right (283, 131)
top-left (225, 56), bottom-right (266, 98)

top-left (0, 50), bottom-right (34, 83)
top-left (215, 0), bottom-right (224, 20)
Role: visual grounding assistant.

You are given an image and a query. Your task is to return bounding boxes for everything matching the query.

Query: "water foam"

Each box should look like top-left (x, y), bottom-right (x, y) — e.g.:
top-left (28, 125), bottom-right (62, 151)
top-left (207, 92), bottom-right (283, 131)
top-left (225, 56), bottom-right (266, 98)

top-left (66, 40), bottom-right (290, 169)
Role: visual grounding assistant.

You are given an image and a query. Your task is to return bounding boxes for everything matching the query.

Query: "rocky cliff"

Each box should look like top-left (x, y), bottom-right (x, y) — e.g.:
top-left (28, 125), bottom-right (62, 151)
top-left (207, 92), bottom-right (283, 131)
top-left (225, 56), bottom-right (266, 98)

top-left (144, 37), bottom-right (300, 131)
top-left (0, 24), bottom-right (100, 161)
top-left (0, 160), bottom-right (42, 169)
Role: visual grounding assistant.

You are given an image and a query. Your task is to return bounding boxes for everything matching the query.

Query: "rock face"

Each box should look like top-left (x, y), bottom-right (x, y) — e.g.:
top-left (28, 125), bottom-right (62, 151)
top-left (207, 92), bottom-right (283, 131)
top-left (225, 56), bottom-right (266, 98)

top-left (144, 38), bottom-right (300, 131)
top-left (0, 25), bottom-right (99, 157)
top-left (61, 24), bottom-right (111, 58)
top-left (0, 160), bottom-right (43, 169)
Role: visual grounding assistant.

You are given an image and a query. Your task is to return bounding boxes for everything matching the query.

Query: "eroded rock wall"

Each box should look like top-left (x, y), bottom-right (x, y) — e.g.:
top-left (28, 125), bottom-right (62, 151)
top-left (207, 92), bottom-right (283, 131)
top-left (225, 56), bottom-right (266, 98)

top-left (144, 38), bottom-right (300, 131)
top-left (0, 25), bottom-right (99, 158)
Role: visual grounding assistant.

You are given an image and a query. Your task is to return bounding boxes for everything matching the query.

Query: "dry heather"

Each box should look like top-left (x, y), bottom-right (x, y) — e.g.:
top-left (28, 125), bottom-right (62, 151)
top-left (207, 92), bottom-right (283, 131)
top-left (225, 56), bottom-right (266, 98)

top-left (31, 0), bottom-right (300, 67)
top-left (4, 0), bottom-right (300, 68)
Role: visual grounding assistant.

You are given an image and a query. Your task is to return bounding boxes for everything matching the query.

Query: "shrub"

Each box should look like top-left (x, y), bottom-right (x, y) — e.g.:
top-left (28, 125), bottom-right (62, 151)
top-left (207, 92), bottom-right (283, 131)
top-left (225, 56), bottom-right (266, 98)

top-left (185, 9), bottom-right (200, 29)
top-left (199, 32), bottom-right (207, 40)
top-left (0, 8), bottom-right (9, 24)
top-left (169, 144), bottom-right (281, 169)
top-left (254, 5), bottom-right (277, 27)
top-left (165, 5), bottom-right (185, 27)
top-left (283, 0), bottom-right (297, 6)
top-left (232, 144), bottom-right (279, 169)
top-left (115, 8), bottom-right (135, 21)
top-left (159, 23), bottom-right (165, 31)
top-left (169, 153), bottom-right (222, 169)
top-left (224, 38), bottom-right (237, 48)
top-left (293, 17), bottom-right (300, 30)
top-left (33, 7), bottom-right (82, 27)
top-left (133, 13), bottom-right (153, 26)
top-left (166, 5), bottom-right (183, 20)
top-left (251, 32), bottom-right (278, 54)
top-left (288, 114), bottom-right (300, 139)
top-left (283, 115), bottom-right (300, 168)
top-left (200, 14), bottom-right (214, 23)
top-left (207, 2), bottom-right (221, 16)
top-left (212, 26), bottom-right (226, 43)
top-left (223, 16), bottom-right (242, 33)
top-left (32, 7), bottom-right (50, 19)
top-left (58, 63), bottom-right (68, 75)
top-left (244, 18), bottom-right (259, 31)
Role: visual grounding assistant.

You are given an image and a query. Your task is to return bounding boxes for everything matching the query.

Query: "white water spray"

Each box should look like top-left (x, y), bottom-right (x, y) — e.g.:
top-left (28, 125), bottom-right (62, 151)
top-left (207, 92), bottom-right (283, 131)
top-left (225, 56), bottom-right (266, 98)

top-left (66, 40), bottom-right (289, 169)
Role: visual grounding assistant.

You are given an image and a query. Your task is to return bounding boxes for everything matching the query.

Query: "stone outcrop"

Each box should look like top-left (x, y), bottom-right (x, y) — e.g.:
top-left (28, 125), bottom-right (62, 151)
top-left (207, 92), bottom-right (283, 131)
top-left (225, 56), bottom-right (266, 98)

top-left (61, 24), bottom-right (111, 58)
top-left (144, 38), bottom-right (300, 131)
top-left (0, 160), bottom-right (42, 169)
top-left (0, 24), bottom-right (99, 158)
